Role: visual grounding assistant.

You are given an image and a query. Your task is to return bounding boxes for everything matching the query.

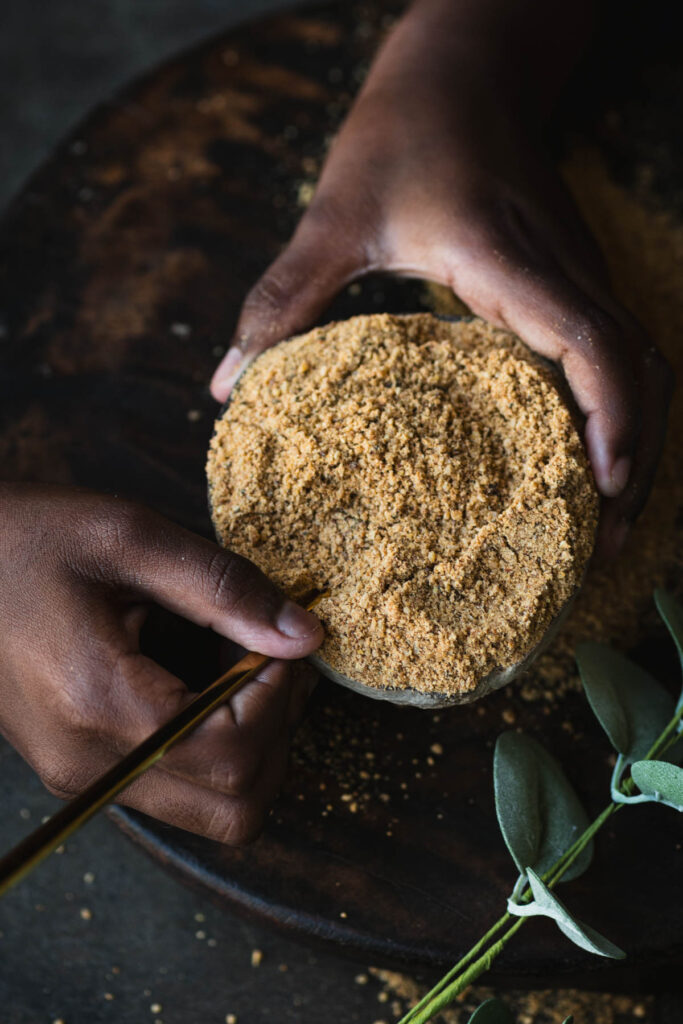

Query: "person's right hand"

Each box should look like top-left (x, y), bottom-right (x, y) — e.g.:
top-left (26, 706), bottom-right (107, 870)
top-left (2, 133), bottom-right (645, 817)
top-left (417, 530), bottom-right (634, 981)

top-left (0, 483), bottom-right (323, 845)
top-left (211, 0), bottom-right (673, 559)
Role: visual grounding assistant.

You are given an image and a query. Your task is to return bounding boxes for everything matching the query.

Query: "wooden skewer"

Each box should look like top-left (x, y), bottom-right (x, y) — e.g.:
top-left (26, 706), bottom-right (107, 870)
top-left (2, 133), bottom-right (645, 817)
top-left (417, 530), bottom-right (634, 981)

top-left (0, 593), bottom-right (325, 898)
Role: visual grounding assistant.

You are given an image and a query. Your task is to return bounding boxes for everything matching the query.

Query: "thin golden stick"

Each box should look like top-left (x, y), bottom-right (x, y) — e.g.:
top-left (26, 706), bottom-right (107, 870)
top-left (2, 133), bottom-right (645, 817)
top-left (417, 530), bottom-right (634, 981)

top-left (0, 593), bottom-right (325, 898)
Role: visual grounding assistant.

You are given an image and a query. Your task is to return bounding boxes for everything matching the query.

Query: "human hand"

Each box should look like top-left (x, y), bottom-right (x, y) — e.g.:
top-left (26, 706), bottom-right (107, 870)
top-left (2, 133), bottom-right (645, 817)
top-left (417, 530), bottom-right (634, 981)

top-left (0, 484), bottom-right (323, 844)
top-left (211, 0), bottom-right (672, 558)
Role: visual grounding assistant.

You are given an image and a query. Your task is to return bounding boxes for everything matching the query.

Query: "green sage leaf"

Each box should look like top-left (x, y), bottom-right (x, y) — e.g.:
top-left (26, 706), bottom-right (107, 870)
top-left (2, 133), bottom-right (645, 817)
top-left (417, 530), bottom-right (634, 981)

top-left (631, 760), bottom-right (683, 808)
top-left (467, 998), bottom-right (514, 1024)
top-left (562, 1018), bottom-right (574, 1024)
top-left (494, 733), bottom-right (592, 882)
top-left (576, 643), bottom-right (674, 761)
top-left (526, 870), bottom-right (625, 960)
top-left (555, 917), bottom-right (626, 961)
top-left (655, 588), bottom-right (683, 673)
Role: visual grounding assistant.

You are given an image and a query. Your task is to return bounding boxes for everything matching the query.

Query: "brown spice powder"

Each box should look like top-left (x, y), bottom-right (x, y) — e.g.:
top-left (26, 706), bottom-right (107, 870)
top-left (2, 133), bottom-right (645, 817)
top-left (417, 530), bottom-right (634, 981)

top-left (207, 314), bottom-right (597, 698)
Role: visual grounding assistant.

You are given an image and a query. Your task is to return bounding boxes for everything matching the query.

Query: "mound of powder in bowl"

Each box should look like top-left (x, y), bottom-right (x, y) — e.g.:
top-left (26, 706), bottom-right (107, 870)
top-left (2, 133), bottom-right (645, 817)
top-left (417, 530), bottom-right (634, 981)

top-left (207, 313), bottom-right (598, 702)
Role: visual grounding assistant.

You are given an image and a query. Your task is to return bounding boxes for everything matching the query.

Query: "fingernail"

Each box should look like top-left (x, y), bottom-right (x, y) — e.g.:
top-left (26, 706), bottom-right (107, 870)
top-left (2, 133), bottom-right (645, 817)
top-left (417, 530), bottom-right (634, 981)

top-left (276, 600), bottom-right (322, 639)
top-left (606, 456), bottom-right (631, 498)
top-left (212, 347), bottom-right (248, 397)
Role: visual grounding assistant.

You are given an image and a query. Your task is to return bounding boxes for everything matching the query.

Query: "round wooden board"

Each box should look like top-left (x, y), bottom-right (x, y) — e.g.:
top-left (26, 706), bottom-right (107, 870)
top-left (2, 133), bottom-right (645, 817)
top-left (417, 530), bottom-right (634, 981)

top-left (1, 0), bottom-right (682, 985)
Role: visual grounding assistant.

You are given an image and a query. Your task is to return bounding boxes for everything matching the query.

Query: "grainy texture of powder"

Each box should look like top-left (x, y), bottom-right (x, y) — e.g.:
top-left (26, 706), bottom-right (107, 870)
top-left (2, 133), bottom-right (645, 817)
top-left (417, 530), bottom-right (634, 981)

top-left (207, 314), bottom-right (597, 697)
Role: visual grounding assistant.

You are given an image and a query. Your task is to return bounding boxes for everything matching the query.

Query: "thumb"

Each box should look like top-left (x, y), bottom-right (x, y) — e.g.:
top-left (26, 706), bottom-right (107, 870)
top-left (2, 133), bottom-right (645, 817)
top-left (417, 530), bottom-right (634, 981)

top-left (211, 205), bottom-right (367, 401)
top-left (451, 248), bottom-right (640, 496)
top-left (98, 503), bottom-right (324, 658)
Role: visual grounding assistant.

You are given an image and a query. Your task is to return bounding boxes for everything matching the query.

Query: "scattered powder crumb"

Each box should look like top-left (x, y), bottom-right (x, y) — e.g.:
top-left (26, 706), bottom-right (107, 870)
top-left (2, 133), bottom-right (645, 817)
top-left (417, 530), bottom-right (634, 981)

top-left (370, 969), bottom-right (656, 1023)
top-left (355, 974), bottom-right (369, 985)
top-left (194, 912), bottom-right (205, 922)
top-left (297, 180), bottom-right (315, 206)
top-left (301, 156), bottom-right (318, 176)
top-left (169, 321), bottom-right (191, 338)
top-left (430, 743), bottom-right (444, 756)
top-left (226, 1015), bottom-right (238, 1024)
top-left (19, 807), bottom-right (30, 819)
top-left (208, 938), bottom-right (218, 948)
top-left (195, 930), bottom-right (206, 940)
top-left (250, 949), bottom-right (263, 967)
top-left (83, 872), bottom-right (95, 885)
top-left (149, 1004), bottom-right (162, 1014)
top-left (208, 314), bottom-right (596, 700)
top-left (79, 908), bottom-right (92, 921)
top-left (187, 409), bottom-right (202, 422)
top-left (104, 993), bottom-right (114, 1001)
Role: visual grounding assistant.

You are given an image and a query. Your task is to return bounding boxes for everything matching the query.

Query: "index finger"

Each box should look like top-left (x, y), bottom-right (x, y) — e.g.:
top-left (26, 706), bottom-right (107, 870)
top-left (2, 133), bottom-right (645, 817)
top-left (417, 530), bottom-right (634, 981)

top-left (107, 654), bottom-right (308, 799)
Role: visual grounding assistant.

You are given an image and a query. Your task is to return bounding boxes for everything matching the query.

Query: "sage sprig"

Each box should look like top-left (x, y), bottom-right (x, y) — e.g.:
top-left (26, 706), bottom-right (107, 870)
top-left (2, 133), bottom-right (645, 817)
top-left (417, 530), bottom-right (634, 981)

top-left (394, 590), bottom-right (683, 1024)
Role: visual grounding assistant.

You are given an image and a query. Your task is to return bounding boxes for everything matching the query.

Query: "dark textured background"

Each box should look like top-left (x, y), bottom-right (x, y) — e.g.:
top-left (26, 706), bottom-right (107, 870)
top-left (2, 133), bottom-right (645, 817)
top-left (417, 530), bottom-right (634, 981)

top-left (0, 0), bottom-right (291, 212)
top-left (1, 2), bottom-right (682, 1022)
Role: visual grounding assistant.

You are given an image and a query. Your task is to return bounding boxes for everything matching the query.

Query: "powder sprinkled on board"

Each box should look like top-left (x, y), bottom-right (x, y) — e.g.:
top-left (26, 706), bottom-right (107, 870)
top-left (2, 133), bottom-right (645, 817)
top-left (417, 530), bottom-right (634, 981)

top-left (369, 969), bottom-right (654, 1023)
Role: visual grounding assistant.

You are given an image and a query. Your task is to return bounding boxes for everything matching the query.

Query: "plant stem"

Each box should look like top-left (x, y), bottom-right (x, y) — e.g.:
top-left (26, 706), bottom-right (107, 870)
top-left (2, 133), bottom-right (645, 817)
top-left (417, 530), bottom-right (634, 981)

top-left (402, 919), bottom-right (527, 1024)
top-left (544, 802), bottom-right (617, 889)
top-left (398, 703), bottom-right (683, 1024)
top-left (397, 912), bottom-right (513, 1023)
top-left (643, 703), bottom-right (683, 761)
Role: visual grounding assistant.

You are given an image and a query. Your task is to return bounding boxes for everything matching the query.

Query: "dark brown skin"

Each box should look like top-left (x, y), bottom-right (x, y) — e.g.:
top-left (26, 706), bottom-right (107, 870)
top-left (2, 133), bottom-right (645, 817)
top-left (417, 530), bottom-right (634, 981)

top-left (0, 484), bottom-right (322, 845)
top-left (212, 0), bottom-right (673, 559)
